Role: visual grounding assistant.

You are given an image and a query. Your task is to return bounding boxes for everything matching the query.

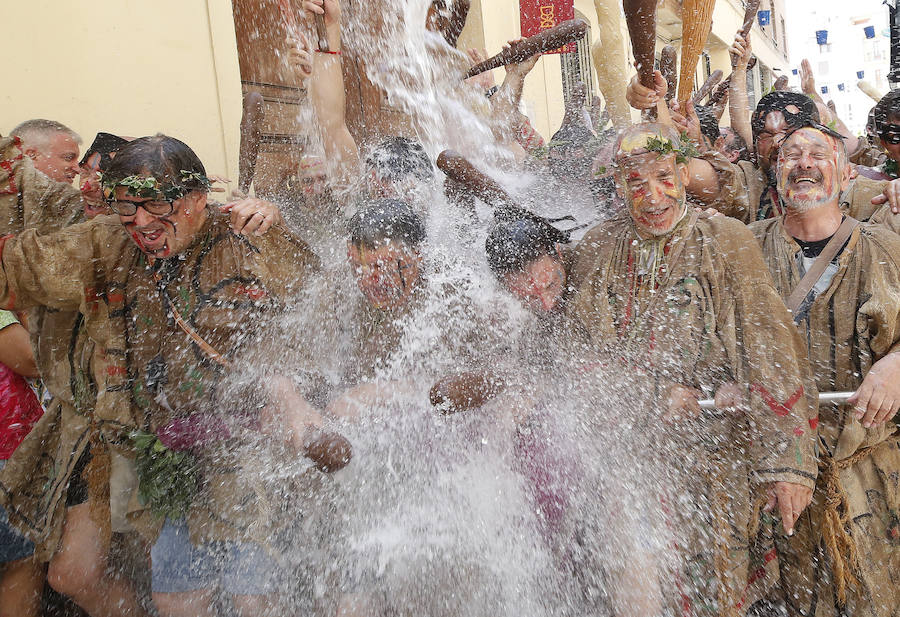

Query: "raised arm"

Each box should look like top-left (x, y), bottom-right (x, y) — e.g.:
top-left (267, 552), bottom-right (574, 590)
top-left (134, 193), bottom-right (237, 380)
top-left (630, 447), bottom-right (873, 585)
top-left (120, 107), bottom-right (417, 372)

top-left (0, 219), bottom-right (103, 314)
top-left (728, 34), bottom-right (754, 155)
top-left (799, 59), bottom-right (862, 156)
top-left (303, 0), bottom-right (360, 181)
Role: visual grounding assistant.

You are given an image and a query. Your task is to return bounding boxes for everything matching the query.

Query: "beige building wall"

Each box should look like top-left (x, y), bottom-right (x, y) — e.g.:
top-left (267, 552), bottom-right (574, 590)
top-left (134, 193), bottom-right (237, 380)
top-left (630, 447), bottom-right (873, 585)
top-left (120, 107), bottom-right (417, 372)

top-left (1, 0), bottom-right (243, 183)
top-left (3, 0), bottom-right (790, 173)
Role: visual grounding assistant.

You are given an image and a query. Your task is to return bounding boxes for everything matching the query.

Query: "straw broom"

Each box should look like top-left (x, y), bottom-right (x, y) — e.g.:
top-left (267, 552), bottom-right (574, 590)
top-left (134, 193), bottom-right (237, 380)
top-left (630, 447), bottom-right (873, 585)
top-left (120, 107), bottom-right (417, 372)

top-left (678, 0), bottom-right (716, 104)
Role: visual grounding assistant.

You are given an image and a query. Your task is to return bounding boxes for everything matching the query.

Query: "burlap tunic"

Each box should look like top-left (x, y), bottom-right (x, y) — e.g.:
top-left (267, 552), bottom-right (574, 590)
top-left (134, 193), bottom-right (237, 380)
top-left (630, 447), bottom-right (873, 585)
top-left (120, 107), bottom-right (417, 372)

top-left (0, 211), bottom-right (319, 545)
top-left (569, 211), bottom-right (817, 616)
top-left (751, 218), bottom-right (900, 617)
top-left (0, 136), bottom-right (100, 559)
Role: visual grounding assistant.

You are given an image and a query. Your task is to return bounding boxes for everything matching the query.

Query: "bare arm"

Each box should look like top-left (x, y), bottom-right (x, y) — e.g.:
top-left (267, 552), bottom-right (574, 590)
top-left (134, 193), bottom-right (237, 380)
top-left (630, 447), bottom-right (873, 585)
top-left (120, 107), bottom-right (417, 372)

top-left (304, 0), bottom-right (360, 181)
top-left (728, 34), bottom-right (753, 155)
top-left (0, 318), bottom-right (39, 378)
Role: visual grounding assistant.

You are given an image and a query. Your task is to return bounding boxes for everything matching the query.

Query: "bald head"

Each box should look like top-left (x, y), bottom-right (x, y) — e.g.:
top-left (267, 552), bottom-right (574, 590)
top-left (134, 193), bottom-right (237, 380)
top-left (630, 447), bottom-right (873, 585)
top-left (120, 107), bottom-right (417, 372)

top-left (10, 119), bottom-right (82, 183)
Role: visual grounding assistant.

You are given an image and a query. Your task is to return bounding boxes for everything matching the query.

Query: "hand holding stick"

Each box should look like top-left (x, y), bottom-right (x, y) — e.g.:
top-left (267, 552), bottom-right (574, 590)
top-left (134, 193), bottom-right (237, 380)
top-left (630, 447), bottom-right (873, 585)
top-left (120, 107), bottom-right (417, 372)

top-left (732, 0), bottom-right (762, 68)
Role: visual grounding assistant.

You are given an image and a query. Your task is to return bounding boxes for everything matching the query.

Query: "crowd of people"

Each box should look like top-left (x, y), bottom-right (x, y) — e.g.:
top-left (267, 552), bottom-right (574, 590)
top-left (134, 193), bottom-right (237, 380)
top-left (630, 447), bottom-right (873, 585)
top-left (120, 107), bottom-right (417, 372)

top-left (2, 0), bottom-right (900, 616)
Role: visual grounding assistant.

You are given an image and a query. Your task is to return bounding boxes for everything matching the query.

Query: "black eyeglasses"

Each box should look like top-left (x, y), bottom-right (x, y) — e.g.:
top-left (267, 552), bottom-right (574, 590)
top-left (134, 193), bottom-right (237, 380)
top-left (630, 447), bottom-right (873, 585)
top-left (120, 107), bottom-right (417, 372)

top-left (105, 197), bottom-right (176, 217)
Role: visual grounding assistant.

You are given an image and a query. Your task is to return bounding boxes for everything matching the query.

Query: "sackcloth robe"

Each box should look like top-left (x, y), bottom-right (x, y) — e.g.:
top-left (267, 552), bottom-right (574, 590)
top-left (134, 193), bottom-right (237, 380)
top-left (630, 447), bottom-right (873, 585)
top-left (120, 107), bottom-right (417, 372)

top-left (0, 136), bottom-right (104, 560)
top-left (0, 211), bottom-right (322, 548)
top-left (751, 218), bottom-right (900, 617)
top-left (569, 210), bottom-right (817, 617)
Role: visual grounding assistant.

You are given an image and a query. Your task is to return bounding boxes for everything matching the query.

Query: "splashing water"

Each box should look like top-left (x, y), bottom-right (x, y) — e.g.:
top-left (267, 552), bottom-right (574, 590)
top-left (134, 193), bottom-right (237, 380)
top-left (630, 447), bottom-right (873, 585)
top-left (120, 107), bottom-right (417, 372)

top-left (233, 1), bottom-right (732, 615)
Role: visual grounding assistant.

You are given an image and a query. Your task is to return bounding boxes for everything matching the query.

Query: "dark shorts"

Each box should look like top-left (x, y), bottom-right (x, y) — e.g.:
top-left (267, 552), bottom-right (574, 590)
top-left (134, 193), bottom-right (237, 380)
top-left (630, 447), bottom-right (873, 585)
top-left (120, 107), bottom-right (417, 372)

top-left (151, 518), bottom-right (280, 596)
top-left (0, 460), bottom-right (34, 563)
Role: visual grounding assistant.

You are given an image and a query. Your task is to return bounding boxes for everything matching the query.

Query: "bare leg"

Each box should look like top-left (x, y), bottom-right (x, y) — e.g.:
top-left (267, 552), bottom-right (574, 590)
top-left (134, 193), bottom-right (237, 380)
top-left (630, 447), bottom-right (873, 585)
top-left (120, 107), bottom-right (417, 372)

top-left (151, 590), bottom-right (216, 617)
top-left (47, 502), bottom-right (149, 617)
top-left (239, 91), bottom-right (266, 194)
top-left (0, 557), bottom-right (44, 617)
top-left (233, 593), bottom-right (281, 617)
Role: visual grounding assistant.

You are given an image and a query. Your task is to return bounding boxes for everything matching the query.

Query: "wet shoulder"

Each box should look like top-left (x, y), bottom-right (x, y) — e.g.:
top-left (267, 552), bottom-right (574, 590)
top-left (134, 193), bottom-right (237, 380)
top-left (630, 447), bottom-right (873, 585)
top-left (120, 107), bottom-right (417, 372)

top-left (747, 216), bottom-right (780, 247)
top-left (696, 213), bottom-right (770, 285)
top-left (203, 214), bottom-right (321, 298)
top-left (570, 214), bottom-right (628, 286)
top-left (858, 222), bottom-right (900, 273)
top-left (736, 159), bottom-right (763, 190)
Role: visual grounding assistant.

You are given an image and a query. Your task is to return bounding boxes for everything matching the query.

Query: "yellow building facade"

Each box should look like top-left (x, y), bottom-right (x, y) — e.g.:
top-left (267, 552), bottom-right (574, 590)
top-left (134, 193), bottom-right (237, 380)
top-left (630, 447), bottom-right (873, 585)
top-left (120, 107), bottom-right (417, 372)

top-left (1, 0), bottom-right (788, 180)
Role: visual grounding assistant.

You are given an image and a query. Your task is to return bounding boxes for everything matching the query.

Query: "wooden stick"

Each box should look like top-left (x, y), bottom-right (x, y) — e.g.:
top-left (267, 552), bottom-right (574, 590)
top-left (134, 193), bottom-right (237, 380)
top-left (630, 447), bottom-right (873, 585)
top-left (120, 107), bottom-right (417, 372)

top-left (732, 0), bottom-right (761, 68)
top-left (430, 372), bottom-right (506, 414)
top-left (464, 19), bottom-right (588, 79)
top-left (691, 69), bottom-right (723, 105)
top-left (660, 45), bottom-right (679, 103)
top-left (623, 0), bottom-right (658, 89)
top-left (436, 150), bottom-right (519, 213)
top-left (313, 14), bottom-right (330, 52)
top-left (858, 80), bottom-right (884, 102)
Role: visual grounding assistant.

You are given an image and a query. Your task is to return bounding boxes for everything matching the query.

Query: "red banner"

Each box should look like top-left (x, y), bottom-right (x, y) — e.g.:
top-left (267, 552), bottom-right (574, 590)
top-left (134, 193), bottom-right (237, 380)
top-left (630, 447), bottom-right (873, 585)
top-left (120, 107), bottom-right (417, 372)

top-left (520, 0), bottom-right (576, 54)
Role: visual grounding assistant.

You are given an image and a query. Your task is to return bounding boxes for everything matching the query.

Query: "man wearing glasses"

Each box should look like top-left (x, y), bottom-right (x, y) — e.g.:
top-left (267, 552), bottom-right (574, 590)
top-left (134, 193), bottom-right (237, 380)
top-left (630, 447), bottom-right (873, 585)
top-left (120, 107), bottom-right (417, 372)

top-left (0, 134), bottom-right (350, 617)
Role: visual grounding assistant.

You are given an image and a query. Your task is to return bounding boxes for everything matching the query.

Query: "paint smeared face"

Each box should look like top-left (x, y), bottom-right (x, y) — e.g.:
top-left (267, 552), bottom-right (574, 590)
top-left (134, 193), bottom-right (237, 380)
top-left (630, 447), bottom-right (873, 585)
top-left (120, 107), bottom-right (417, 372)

top-left (348, 240), bottom-right (422, 310)
top-left (756, 110), bottom-right (792, 173)
top-left (116, 187), bottom-right (209, 258)
top-left (776, 128), bottom-right (848, 212)
top-left (79, 153), bottom-right (110, 218)
top-left (503, 253), bottom-right (567, 314)
top-left (617, 153), bottom-right (688, 238)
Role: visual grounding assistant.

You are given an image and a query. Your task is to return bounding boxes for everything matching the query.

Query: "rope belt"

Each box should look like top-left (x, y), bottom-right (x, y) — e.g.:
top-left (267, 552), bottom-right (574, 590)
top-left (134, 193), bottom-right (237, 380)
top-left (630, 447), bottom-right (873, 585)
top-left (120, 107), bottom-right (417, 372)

top-left (817, 435), bottom-right (897, 605)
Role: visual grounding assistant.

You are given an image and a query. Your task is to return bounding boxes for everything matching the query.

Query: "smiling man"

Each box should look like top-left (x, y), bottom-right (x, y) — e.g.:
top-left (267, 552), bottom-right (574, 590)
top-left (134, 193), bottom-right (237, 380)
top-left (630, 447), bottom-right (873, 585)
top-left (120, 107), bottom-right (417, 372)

top-left (750, 124), bottom-right (900, 617)
top-left (569, 123), bottom-right (818, 616)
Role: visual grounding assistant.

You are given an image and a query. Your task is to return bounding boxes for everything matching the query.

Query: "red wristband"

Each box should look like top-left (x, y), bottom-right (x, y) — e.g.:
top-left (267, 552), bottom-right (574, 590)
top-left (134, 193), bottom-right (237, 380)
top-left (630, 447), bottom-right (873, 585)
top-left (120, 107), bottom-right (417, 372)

top-left (316, 49), bottom-right (341, 55)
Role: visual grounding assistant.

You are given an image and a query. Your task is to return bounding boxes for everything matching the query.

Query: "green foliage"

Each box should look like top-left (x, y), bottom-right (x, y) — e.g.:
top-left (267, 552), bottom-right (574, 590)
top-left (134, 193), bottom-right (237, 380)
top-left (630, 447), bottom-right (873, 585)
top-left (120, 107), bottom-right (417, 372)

top-left (644, 133), bottom-right (699, 164)
top-left (100, 169), bottom-right (211, 201)
top-left (883, 158), bottom-right (899, 179)
top-left (130, 430), bottom-right (199, 520)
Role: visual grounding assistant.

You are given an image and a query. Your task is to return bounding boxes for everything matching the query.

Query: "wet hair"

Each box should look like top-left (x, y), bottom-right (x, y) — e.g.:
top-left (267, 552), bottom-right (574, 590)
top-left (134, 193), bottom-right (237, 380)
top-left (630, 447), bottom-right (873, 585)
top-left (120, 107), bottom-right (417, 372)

top-left (103, 134), bottom-right (209, 194)
top-left (485, 216), bottom-right (574, 276)
top-left (694, 105), bottom-right (721, 143)
top-left (79, 132), bottom-right (128, 169)
top-left (615, 123), bottom-right (689, 164)
top-left (750, 92), bottom-right (819, 142)
top-left (347, 199), bottom-right (426, 249)
top-left (10, 118), bottom-right (82, 146)
top-left (720, 127), bottom-right (748, 160)
top-left (873, 90), bottom-right (900, 134)
top-left (781, 124), bottom-right (848, 168)
top-left (365, 137), bottom-right (433, 184)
